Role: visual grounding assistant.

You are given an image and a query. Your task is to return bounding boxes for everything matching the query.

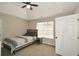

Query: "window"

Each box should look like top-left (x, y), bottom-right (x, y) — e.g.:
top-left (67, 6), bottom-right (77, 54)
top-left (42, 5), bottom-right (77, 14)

top-left (36, 21), bottom-right (53, 39)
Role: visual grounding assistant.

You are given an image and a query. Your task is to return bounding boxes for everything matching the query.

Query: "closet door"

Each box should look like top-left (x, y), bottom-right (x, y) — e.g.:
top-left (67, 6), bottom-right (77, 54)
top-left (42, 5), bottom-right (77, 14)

top-left (77, 17), bottom-right (79, 55)
top-left (0, 19), bottom-right (2, 56)
top-left (0, 19), bottom-right (2, 41)
top-left (55, 14), bottom-right (78, 56)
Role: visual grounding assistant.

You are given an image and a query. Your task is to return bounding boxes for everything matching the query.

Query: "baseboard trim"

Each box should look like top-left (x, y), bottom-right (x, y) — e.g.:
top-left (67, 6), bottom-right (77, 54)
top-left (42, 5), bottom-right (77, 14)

top-left (41, 43), bottom-right (55, 47)
top-left (56, 53), bottom-right (62, 56)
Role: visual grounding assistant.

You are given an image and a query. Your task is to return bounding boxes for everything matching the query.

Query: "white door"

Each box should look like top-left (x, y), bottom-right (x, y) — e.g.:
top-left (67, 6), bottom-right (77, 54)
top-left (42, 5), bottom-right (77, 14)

top-left (55, 15), bottom-right (78, 56)
top-left (77, 18), bottom-right (79, 55)
top-left (0, 19), bottom-right (2, 56)
top-left (0, 19), bottom-right (2, 41)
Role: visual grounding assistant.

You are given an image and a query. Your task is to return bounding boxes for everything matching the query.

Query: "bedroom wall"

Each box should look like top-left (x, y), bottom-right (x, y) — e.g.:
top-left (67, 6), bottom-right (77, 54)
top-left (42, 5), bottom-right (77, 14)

top-left (0, 12), bottom-right (28, 39)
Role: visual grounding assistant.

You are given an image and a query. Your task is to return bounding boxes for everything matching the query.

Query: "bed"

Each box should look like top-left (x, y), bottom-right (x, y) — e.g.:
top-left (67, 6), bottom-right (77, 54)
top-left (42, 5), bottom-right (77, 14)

top-left (2, 29), bottom-right (38, 54)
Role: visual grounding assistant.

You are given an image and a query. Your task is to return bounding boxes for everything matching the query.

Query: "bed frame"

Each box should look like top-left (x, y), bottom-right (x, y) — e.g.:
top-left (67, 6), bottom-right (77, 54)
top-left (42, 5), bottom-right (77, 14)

top-left (3, 29), bottom-right (38, 55)
top-left (14, 29), bottom-right (38, 52)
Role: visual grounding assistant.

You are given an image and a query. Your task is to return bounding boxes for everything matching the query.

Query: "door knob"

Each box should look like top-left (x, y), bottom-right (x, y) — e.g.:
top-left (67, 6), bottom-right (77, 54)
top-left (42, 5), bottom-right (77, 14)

top-left (77, 37), bottom-right (79, 39)
top-left (55, 36), bottom-right (58, 39)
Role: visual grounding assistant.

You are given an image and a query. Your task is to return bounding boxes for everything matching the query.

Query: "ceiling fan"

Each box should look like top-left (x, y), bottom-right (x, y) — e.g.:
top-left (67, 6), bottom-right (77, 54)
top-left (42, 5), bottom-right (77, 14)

top-left (21, 2), bottom-right (38, 10)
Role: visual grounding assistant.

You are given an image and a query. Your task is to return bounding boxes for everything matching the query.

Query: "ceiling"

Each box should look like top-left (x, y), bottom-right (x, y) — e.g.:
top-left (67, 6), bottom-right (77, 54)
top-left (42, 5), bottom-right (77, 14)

top-left (0, 2), bottom-right (79, 20)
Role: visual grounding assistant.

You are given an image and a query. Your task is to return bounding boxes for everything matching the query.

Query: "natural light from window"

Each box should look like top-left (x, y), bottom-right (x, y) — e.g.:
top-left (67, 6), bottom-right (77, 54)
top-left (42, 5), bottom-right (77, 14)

top-left (36, 21), bottom-right (53, 39)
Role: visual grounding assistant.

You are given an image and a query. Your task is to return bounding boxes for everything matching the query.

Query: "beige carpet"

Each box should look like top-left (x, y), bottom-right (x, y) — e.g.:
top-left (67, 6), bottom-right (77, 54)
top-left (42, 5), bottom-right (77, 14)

top-left (15, 43), bottom-right (56, 56)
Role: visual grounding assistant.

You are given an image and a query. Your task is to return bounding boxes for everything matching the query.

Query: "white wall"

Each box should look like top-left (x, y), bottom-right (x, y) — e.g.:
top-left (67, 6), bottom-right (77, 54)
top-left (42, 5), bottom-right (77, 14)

top-left (0, 12), bottom-right (28, 39)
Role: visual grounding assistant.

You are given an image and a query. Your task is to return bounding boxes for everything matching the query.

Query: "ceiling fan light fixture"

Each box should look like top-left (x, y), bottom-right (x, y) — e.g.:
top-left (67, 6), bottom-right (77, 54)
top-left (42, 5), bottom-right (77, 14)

top-left (27, 5), bottom-right (30, 9)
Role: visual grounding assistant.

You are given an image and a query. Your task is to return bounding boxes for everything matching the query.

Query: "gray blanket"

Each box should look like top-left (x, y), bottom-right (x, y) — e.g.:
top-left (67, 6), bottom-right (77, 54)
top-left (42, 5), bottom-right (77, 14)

top-left (4, 38), bottom-right (17, 47)
top-left (16, 36), bottom-right (28, 43)
top-left (4, 36), bottom-right (28, 48)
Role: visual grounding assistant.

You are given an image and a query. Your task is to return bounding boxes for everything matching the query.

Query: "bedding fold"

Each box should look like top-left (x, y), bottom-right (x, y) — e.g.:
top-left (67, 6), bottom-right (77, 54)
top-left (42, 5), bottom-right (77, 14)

top-left (4, 38), bottom-right (17, 47)
top-left (16, 36), bottom-right (28, 43)
top-left (3, 36), bottom-right (36, 54)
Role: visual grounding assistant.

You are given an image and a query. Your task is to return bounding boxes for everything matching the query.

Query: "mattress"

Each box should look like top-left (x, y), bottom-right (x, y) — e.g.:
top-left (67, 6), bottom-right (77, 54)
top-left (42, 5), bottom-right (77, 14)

top-left (3, 36), bottom-right (36, 54)
top-left (15, 36), bottom-right (36, 48)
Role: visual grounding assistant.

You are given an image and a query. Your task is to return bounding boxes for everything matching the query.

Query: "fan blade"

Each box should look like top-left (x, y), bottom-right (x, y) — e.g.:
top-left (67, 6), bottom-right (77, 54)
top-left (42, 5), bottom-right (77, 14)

top-left (22, 2), bottom-right (38, 7)
top-left (26, 2), bottom-right (31, 4)
top-left (31, 4), bottom-right (38, 7)
top-left (22, 2), bottom-right (31, 4)
top-left (21, 5), bottom-right (26, 8)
